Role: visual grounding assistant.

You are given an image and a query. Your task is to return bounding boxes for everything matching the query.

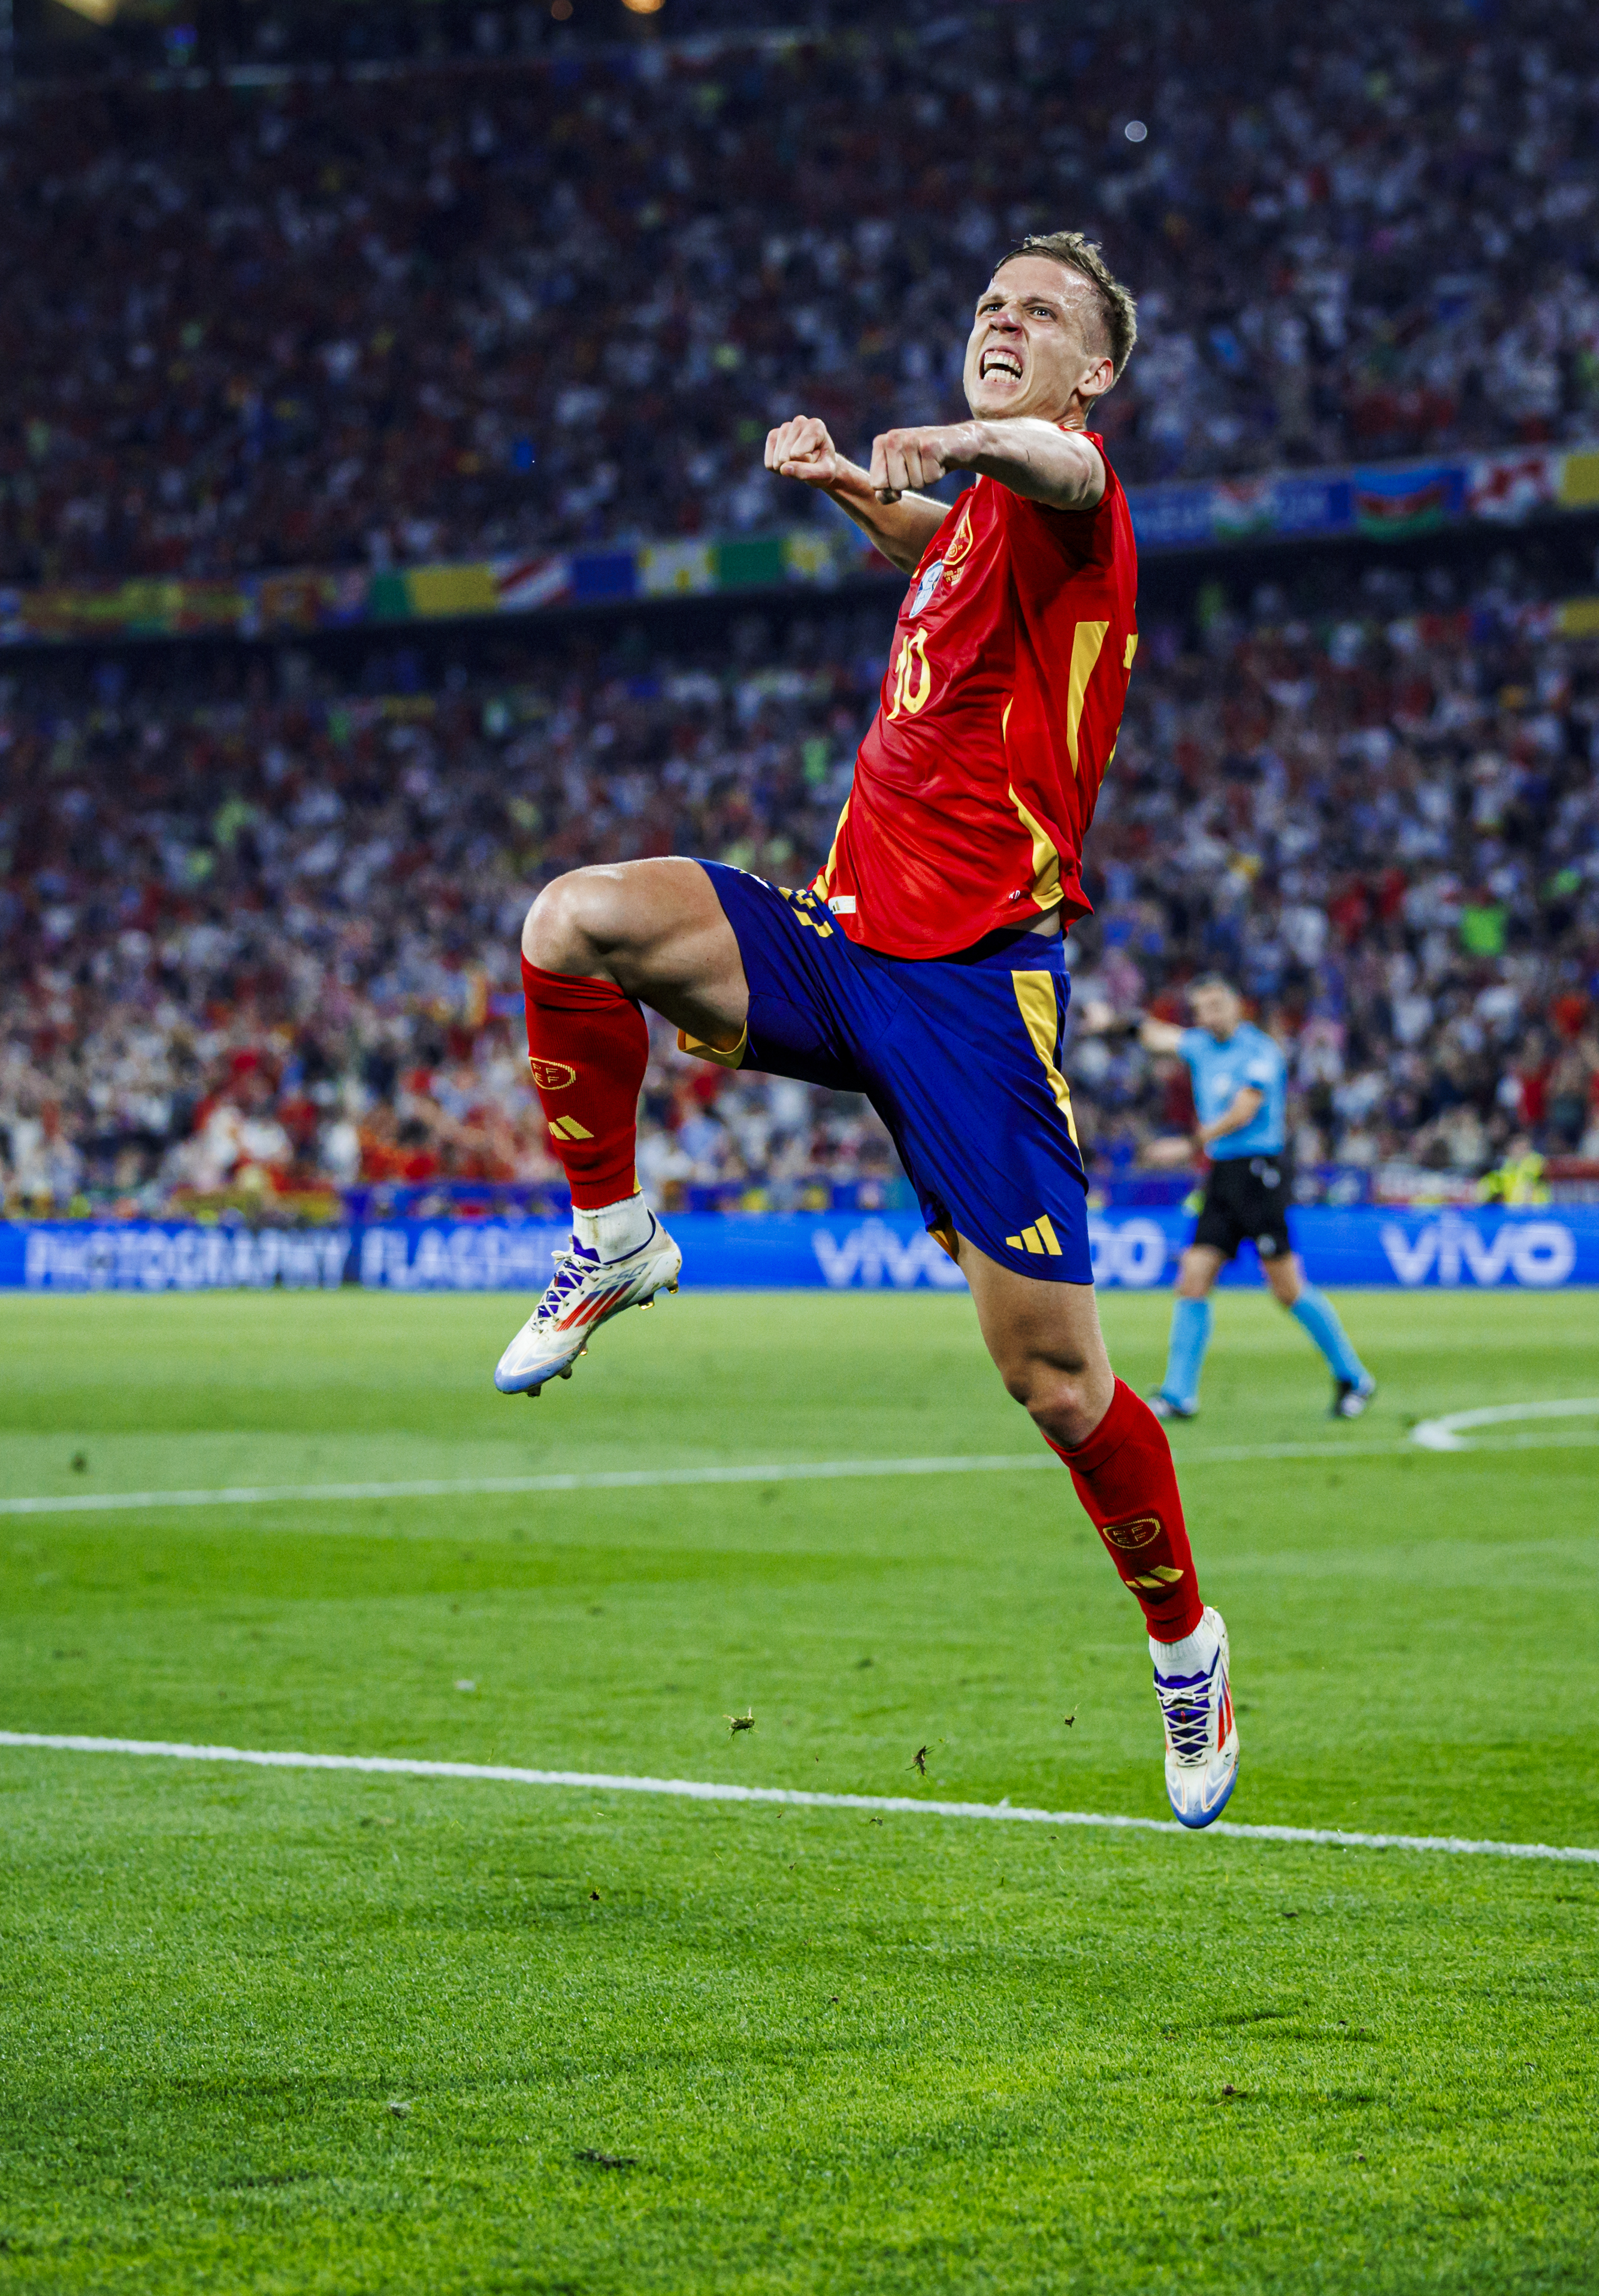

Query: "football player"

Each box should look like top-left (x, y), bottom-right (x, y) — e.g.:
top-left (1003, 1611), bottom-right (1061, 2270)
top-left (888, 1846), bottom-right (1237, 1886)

top-left (495, 235), bottom-right (1237, 1827)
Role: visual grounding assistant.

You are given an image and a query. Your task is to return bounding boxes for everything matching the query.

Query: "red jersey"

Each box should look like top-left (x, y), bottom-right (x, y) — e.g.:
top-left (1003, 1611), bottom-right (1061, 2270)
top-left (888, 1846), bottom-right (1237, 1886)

top-left (812, 436), bottom-right (1138, 958)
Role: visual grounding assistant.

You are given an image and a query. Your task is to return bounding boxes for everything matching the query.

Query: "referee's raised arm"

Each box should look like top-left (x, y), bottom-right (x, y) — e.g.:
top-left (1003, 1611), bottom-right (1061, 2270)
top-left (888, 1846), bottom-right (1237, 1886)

top-left (1138, 1015), bottom-right (1187, 1057)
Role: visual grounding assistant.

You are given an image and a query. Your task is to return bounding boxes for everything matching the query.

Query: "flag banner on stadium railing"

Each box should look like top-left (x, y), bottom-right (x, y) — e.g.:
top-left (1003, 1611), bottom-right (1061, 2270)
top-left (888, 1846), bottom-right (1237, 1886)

top-left (4, 1209), bottom-right (1596, 1294)
top-left (3, 444), bottom-right (1597, 648)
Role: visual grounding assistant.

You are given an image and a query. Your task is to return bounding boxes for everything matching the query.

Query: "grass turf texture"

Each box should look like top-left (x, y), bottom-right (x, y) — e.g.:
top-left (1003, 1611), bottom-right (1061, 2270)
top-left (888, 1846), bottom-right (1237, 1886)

top-left (1, 1287), bottom-right (1595, 2294)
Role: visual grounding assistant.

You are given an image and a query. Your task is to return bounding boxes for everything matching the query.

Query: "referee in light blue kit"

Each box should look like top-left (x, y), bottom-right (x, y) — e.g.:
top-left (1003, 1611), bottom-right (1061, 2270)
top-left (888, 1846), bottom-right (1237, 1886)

top-left (1133, 977), bottom-right (1376, 1421)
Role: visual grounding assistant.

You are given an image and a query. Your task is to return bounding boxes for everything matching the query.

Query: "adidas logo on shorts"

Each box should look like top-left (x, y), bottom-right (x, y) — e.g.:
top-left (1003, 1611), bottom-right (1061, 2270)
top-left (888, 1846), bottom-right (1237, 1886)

top-left (1005, 1214), bottom-right (1063, 1257)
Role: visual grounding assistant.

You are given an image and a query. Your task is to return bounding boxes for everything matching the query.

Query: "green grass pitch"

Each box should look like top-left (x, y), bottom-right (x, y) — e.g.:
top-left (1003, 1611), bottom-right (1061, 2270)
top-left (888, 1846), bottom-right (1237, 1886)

top-left (1, 1282), bottom-right (1596, 2294)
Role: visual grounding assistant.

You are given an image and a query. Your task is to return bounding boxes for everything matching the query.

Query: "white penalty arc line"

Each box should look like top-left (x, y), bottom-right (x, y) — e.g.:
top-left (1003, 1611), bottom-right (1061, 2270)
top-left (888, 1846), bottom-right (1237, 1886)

top-left (1409, 1397), bottom-right (1599, 1452)
top-left (5, 1423), bottom-right (1598, 1518)
top-left (2, 1731), bottom-right (1595, 1868)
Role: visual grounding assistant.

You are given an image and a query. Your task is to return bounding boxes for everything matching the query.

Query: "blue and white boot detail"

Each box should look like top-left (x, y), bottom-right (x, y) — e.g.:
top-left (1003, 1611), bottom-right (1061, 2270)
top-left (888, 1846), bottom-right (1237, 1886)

top-left (494, 1210), bottom-right (681, 1396)
top-left (1152, 1605), bottom-right (1238, 1829)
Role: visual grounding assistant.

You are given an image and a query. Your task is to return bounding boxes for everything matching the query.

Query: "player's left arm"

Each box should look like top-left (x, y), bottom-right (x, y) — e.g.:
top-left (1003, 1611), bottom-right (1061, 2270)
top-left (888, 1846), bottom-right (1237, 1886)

top-left (1196, 1086), bottom-right (1264, 1152)
top-left (869, 418), bottom-right (1104, 512)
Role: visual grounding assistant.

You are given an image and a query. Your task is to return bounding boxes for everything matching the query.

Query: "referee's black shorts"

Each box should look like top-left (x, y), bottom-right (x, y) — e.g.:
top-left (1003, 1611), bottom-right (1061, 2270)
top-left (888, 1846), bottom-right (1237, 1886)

top-left (1192, 1153), bottom-right (1294, 1263)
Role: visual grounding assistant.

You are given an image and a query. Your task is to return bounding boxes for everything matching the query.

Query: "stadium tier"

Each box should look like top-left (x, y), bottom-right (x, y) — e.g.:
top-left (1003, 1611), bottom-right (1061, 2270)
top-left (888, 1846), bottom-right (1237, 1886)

top-left (5, 0), bottom-right (1599, 587)
top-left (5, 0), bottom-right (1598, 1224)
top-left (4, 576), bottom-right (1597, 1217)
top-left (9, 10), bottom-right (1599, 2273)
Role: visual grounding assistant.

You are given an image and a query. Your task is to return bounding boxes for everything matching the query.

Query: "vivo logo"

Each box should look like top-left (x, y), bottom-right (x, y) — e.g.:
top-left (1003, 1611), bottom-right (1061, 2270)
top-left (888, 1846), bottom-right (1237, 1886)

top-left (809, 1216), bottom-right (1176, 1291)
top-left (1379, 1215), bottom-right (1576, 1288)
top-left (810, 1216), bottom-right (1175, 1290)
top-left (812, 1221), bottom-right (968, 1290)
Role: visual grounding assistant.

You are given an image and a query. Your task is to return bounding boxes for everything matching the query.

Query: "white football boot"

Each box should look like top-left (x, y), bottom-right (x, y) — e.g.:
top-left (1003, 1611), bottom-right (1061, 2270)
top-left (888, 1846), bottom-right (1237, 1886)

top-left (494, 1213), bottom-right (681, 1396)
top-left (1151, 1605), bottom-right (1238, 1829)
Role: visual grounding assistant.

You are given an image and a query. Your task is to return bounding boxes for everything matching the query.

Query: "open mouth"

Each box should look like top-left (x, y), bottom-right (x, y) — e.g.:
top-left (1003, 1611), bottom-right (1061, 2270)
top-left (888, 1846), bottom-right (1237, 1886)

top-left (980, 346), bottom-right (1024, 383)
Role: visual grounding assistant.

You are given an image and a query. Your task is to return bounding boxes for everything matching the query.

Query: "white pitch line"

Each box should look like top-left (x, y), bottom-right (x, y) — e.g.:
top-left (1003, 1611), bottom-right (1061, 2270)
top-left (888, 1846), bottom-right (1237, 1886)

top-left (1, 1454), bottom-right (1054, 1517)
top-left (1410, 1397), bottom-right (1599, 1452)
top-left (4, 1427), bottom-right (1589, 1519)
top-left (2, 1731), bottom-right (1595, 1867)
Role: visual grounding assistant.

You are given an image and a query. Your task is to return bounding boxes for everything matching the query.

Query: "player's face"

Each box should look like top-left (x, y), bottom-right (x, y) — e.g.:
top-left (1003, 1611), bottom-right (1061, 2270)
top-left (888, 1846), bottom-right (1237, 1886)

top-left (962, 256), bottom-right (1108, 423)
top-left (1190, 984), bottom-right (1243, 1039)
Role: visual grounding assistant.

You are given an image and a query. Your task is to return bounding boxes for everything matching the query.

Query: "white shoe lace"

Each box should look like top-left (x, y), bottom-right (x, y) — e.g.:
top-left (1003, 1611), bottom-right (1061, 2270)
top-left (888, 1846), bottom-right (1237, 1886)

top-left (1154, 1667), bottom-right (1217, 1766)
top-left (533, 1219), bottom-right (660, 1330)
top-left (533, 1244), bottom-right (599, 1327)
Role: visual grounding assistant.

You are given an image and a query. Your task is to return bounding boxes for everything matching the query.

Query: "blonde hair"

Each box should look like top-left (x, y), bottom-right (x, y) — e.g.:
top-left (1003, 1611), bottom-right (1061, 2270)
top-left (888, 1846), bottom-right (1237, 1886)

top-left (995, 232), bottom-right (1138, 379)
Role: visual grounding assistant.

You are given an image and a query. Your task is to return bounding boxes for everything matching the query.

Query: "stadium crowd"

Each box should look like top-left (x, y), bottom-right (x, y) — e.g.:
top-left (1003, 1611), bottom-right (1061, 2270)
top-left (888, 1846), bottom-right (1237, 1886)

top-left (4, 562), bottom-right (1598, 1219)
top-left (5, 0), bottom-right (1599, 586)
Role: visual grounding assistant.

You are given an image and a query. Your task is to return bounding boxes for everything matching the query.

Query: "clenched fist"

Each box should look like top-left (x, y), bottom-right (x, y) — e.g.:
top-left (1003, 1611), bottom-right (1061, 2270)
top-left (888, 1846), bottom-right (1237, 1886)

top-left (868, 423), bottom-right (976, 503)
top-left (765, 415), bottom-right (844, 488)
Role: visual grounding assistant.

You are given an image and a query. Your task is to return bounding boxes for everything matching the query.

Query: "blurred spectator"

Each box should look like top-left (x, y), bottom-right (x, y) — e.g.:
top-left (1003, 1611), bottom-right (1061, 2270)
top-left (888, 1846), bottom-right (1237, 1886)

top-left (1071, 575), bottom-right (1599, 1193)
top-left (5, 0), bottom-right (1599, 586)
top-left (0, 606), bottom-right (898, 1213)
top-left (3, 568), bottom-right (1598, 1218)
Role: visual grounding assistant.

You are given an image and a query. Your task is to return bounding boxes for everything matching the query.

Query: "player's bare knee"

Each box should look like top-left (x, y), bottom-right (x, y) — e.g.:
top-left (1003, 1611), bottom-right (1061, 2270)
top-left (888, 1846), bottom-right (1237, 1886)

top-left (998, 1350), bottom-right (1059, 1409)
top-left (1029, 1381), bottom-right (1103, 1450)
top-left (522, 870), bottom-right (608, 973)
top-left (998, 1360), bottom-right (1047, 1413)
top-left (1002, 1353), bottom-right (1100, 1447)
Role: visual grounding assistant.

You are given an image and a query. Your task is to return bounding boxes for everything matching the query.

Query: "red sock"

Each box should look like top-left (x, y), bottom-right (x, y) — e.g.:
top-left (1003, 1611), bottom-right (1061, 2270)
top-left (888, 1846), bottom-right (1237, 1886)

top-left (1050, 1379), bottom-right (1204, 1641)
top-left (522, 957), bottom-right (649, 1209)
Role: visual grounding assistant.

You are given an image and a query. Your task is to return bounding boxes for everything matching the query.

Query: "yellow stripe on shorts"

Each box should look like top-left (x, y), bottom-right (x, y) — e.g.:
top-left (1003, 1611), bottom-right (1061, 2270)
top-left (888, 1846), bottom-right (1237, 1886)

top-left (1010, 972), bottom-right (1080, 1148)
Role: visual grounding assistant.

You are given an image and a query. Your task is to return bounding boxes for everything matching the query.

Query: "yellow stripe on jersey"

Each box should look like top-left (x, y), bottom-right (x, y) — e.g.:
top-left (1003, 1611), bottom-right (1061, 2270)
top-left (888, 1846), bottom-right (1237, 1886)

top-left (1065, 620), bottom-right (1110, 772)
top-left (1011, 970), bottom-right (1080, 1147)
top-left (811, 794), bottom-right (851, 900)
top-left (1000, 695), bottom-right (1063, 910)
top-left (1124, 631), bottom-right (1139, 670)
top-left (1006, 785), bottom-right (1062, 909)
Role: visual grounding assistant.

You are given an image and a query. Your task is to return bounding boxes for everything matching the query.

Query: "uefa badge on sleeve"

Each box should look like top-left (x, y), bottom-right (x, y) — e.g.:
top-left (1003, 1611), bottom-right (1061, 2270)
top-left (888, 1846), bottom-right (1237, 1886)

top-left (908, 558), bottom-right (944, 618)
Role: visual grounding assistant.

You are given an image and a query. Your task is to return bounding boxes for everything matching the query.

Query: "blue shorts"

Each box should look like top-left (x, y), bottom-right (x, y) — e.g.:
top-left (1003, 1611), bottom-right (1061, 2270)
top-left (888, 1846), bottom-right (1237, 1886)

top-left (698, 862), bottom-right (1092, 1284)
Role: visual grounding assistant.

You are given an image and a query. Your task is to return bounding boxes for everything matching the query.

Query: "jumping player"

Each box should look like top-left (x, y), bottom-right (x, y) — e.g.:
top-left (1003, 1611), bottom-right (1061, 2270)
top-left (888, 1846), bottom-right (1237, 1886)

top-left (495, 234), bottom-right (1238, 1828)
top-left (1134, 977), bottom-right (1376, 1420)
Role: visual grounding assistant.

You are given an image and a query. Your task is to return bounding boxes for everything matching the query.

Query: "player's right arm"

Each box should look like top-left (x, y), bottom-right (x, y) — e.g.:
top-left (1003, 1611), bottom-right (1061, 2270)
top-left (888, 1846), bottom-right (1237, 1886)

top-left (765, 416), bottom-right (947, 575)
top-left (1137, 1018), bottom-right (1187, 1056)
